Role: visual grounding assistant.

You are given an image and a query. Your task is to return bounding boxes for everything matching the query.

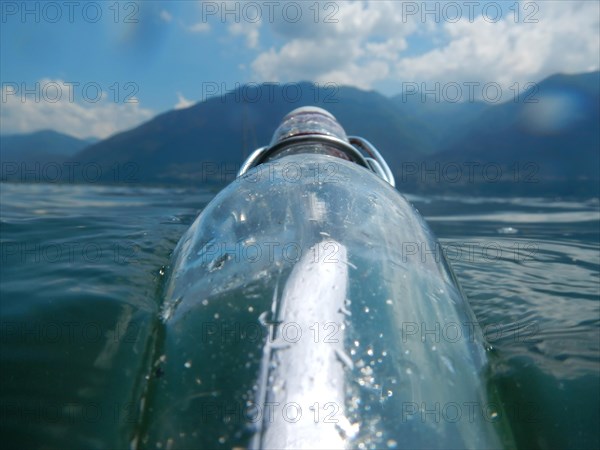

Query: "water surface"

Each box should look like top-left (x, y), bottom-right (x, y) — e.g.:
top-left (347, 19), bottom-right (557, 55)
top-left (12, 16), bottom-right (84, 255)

top-left (1, 183), bottom-right (598, 449)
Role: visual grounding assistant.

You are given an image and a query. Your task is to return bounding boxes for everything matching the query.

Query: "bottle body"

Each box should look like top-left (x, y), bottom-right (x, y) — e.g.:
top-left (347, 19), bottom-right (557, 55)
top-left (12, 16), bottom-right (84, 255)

top-left (139, 154), bottom-right (509, 449)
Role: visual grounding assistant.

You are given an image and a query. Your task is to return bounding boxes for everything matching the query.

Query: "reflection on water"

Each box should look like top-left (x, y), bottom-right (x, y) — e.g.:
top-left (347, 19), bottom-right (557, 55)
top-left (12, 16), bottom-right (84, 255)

top-left (0, 183), bottom-right (598, 449)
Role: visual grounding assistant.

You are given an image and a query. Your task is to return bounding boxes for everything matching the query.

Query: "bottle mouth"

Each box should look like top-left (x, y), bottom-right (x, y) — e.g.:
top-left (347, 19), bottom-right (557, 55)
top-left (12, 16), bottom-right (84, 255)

top-left (269, 106), bottom-right (349, 148)
top-left (237, 107), bottom-right (396, 187)
top-left (283, 106), bottom-right (336, 121)
top-left (264, 106), bottom-right (364, 164)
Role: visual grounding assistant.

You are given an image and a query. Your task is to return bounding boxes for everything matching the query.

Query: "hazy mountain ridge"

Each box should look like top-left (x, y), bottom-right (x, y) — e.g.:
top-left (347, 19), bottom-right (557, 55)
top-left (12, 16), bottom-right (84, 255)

top-left (0, 130), bottom-right (96, 164)
top-left (421, 72), bottom-right (600, 195)
top-left (2, 72), bottom-right (598, 194)
top-left (69, 82), bottom-right (435, 184)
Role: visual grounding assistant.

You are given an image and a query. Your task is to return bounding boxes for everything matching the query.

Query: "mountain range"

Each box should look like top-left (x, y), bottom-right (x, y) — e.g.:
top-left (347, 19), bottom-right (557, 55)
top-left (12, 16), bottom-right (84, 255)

top-left (0, 130), bottom-right (97, 164)
top-left (1, 72), bottom-right (598, 195)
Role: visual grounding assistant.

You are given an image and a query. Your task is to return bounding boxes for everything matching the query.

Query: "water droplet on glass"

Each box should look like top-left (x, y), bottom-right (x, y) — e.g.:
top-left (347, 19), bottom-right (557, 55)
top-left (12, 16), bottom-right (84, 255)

top-left (335, 348), bottom-right (354, 369)
top-left (339, 306), bottom-right (352, 316)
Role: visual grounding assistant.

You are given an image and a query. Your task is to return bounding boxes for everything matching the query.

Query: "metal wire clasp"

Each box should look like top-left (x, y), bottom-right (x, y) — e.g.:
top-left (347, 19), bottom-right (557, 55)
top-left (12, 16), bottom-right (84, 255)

top-left (237, 134), bottom-right (396, 187)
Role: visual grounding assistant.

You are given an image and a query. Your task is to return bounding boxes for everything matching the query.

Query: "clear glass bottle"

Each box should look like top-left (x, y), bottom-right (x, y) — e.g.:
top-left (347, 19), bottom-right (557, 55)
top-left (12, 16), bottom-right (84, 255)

top-left (137, 108), bottom-right (511, 450)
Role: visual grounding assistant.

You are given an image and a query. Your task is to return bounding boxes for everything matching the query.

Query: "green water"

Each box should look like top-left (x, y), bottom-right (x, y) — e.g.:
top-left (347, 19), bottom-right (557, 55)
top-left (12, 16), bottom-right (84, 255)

top-left (1, 183), bottom-right (598, 449)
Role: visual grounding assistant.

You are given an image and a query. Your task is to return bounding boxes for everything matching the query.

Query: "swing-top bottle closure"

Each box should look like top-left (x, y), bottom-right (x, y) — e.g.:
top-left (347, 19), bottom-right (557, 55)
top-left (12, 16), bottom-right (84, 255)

top-left (237, 106), bottom-right (396, 187)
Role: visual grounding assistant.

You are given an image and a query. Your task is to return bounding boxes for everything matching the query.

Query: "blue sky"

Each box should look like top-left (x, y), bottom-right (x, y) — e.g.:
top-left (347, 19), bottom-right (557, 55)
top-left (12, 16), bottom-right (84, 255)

top-left (1, 1), bottom-right (598, 138)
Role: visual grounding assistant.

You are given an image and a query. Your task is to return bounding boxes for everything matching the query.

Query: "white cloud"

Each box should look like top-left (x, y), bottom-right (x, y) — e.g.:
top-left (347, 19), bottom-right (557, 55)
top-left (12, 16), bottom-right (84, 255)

top-left (366, 38), bottom-right (409, 62)
top-left (189, 0), bottom-right (260, 45)
top-left (160, 10), bottom-right (172, 23)
top-left (252, 38), bottom-right (362, 82)
top-left (187, 22), bottom-right (211, 33)
top-left (228, 21), bottom-right (261, 49)
top-left (249, 0), bottom-right (599, 93)
top-left (174, 92), bottom-right (194, 110)
top-left (1, 80), bottom-right (154, 139)
top-left (251, 1), bottom-right (418, 88)
top-left (219, 0), bottom-right (262, 48)
top-left (317, 60), bottom-right (391, 90)
top-left (394, 1), bottom-right (600, 93)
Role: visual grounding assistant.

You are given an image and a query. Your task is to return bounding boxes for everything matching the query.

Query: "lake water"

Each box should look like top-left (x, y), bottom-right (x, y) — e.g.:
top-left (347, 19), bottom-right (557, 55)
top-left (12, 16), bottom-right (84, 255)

top-left (1, 182), bottom-right (598, 449)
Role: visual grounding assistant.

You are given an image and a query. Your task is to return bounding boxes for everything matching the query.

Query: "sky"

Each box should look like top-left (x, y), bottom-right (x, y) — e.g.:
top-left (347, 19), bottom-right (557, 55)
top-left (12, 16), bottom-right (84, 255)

top-left (1, 0), bottom-right (599, 139)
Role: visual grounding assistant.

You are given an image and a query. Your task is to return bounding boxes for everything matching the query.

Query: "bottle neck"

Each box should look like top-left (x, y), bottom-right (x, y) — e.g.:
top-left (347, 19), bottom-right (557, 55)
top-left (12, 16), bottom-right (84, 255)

top-left (237, 107), bottom-right (396, 187)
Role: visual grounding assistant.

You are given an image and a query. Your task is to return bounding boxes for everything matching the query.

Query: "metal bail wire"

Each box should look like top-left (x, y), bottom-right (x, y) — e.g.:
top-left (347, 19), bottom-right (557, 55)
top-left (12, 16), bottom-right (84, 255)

top-left (237, 135), bottom-right (396, 187)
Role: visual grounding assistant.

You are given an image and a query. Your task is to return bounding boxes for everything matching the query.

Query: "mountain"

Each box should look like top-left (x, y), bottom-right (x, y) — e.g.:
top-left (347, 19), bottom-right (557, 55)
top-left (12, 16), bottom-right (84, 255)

top-left (3, 73), bottom-right (598, 195)
top-left (0, 131), bottom-right (99, 183)
top-left (70, 82), bottom-right (434, 184)
top-left (392, 92), bottom-right (488, 149)
top-left (0, 130), bottom-right (94, 163)
top-left (414, 72), bottom-right (600, 195)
